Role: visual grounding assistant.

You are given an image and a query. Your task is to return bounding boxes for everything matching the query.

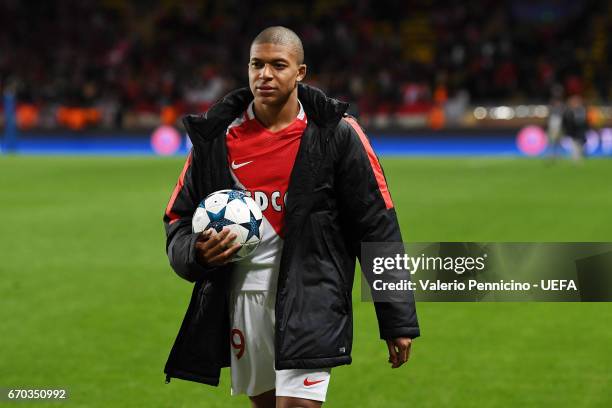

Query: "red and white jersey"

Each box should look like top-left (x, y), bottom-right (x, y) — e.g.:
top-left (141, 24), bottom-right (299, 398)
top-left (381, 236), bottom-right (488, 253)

top-left (226, 100), bottom-right (307, 291)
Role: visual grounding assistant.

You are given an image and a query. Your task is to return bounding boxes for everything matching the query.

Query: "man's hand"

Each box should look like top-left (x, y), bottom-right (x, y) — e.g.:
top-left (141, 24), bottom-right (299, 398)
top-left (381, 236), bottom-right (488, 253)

top-left (195, 228), bottom-right (241, 267)
top-left (386, 337), bottom-right (412, 368)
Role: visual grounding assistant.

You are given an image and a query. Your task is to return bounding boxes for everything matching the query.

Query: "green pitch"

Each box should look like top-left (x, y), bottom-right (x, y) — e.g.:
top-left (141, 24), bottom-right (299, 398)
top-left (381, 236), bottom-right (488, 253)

top-left (1, 156), bottom-right (610, 407)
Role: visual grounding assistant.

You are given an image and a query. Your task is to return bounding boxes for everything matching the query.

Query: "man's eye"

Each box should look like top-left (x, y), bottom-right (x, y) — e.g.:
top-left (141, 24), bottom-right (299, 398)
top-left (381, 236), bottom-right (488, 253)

top-left (250, 62), bottom-right (262, 68)
top-left (275, 64), bottom-right (286, 69)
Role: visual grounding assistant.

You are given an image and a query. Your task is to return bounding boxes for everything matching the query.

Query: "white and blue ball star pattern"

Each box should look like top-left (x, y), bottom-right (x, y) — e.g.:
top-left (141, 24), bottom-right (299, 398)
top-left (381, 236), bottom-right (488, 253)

top-left (192, 189), bottom-right (264, 260)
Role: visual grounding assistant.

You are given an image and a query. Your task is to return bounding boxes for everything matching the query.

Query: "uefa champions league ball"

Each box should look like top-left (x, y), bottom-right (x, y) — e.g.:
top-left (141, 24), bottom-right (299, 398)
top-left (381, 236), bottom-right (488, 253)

top-left (192, 189), bottom-right (263, 260)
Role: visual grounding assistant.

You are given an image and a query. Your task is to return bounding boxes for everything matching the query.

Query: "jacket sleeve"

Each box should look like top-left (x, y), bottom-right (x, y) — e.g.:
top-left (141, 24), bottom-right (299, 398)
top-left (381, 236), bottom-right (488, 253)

top-left (334, 116), bottom-right (420, 340)
top-left (163, 148), bottom-right (217, 282)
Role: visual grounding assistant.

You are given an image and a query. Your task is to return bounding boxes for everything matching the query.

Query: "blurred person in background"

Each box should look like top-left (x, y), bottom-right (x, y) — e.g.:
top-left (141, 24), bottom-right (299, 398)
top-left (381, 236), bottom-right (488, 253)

top-left (546, 94), bottom-right (564, 160)
top-left (562, 94), bottom-right (589, 161)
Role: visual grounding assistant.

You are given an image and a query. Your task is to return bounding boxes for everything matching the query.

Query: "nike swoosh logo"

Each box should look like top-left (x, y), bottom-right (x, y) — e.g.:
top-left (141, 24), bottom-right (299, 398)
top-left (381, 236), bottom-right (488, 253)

top-left (303, 377), bottom-right (325, 387)
top-left (231, 160), bottom-right (253, 170)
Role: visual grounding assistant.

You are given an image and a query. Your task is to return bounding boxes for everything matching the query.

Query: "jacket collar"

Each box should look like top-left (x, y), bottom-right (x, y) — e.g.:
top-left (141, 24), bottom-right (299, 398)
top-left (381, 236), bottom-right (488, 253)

top-left (183, 83), bottom-right (349, 143)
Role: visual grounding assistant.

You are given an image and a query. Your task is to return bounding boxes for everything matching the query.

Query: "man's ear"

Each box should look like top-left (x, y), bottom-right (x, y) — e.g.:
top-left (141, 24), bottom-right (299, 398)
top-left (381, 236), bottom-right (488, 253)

top-left (297, 64), bottom-right (307, 82)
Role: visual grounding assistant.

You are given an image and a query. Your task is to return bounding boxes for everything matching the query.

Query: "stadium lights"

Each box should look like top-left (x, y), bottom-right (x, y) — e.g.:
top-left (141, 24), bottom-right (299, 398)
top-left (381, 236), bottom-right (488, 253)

top-left (472, 104), bottom-right (555, 120)
top-left (533, 105), bottom-right (549, 118)
top-left (473, 107), bottom-right (487, 120)
top-left (515, 105), bottom-right (529, 118)
top-left (492, 106), bottom-right (514, 120)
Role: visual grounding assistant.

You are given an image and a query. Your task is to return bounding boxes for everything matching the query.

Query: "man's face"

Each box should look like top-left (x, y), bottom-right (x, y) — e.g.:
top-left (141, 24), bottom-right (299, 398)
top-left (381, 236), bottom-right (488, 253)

top-left (248, 42), bottom-right (306, 106)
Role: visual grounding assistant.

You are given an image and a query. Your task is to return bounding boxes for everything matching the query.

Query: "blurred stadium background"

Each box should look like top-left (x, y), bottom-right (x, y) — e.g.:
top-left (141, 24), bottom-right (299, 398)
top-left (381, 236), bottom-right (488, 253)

top-left (2, 0), bottom-right (612, 155)
top-left (1, 1), bottom-right (611, 407)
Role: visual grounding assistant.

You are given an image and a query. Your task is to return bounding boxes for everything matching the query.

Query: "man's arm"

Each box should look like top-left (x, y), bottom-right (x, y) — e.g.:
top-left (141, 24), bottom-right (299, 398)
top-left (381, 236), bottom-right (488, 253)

top-left (335, 116), bottom-right (420, 367)
top-left (163, 149), bottom-right (239, 282)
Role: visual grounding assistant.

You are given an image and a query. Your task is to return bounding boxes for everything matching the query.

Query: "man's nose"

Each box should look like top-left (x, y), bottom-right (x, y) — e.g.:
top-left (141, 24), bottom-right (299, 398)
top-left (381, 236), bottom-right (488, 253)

top-left (260, 64), bottom-right (273, 79)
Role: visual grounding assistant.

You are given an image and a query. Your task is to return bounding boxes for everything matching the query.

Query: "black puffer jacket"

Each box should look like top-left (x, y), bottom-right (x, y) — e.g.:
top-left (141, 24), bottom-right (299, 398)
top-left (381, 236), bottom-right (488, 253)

top-left (163, 84), bottom-right (419, 386)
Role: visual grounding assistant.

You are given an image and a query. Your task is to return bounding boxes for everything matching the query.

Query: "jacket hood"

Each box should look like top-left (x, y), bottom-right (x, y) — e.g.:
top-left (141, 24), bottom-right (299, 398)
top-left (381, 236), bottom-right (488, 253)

top-left (183, 83), bottom-right (349, 143)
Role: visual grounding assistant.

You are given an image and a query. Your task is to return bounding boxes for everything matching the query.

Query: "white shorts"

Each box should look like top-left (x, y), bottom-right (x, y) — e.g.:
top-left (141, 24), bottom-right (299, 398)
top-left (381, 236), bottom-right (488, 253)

top-left (229, 291), bottom-right (331, 402)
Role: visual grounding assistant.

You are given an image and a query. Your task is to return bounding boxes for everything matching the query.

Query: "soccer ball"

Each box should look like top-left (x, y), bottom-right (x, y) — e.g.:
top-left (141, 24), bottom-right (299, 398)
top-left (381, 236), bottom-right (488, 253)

top-left (192, 189), bottom-right (263, 260)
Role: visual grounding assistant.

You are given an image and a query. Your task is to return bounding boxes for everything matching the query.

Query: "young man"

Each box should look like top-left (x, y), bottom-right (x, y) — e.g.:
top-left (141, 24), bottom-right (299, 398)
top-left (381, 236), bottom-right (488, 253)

top-left (163, 27), bottom-right (419, 408)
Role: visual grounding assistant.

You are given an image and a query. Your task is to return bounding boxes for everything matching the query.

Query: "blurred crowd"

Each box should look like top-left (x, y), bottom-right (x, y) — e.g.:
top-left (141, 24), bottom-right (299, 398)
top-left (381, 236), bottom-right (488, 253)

top-left (1, 0), bottom-right (610, 130)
